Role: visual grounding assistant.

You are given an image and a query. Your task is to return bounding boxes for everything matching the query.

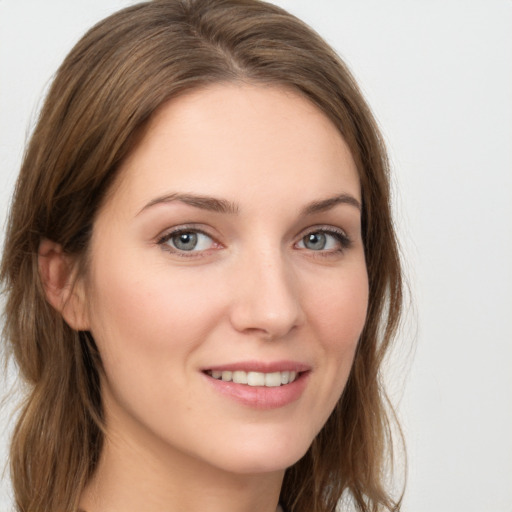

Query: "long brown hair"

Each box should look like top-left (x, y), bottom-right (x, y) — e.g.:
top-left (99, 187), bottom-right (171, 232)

top-left (1, 1), bottom-right (404, 511)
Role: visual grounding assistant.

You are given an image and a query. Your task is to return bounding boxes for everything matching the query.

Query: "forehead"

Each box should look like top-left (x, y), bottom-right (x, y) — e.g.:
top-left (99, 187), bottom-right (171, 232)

top-left (106, 83), bottom-right (360, 214)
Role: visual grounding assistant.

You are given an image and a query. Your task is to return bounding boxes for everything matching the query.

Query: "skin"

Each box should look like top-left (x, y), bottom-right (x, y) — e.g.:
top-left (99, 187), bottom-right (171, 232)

top-left (49, 84), bottom-right (369, 512)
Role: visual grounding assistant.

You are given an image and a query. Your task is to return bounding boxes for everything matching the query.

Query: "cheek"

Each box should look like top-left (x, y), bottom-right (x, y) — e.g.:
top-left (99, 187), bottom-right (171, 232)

top-left (280, 263), bottom-right (368, 444)
top-left (304, 263), bottom-right (369, 392)
top-left (85, 259), bottom-right (221, 433)
top-left (306, 265), bottom-right (369, 346)
top-left (88, 265), bottom-right (215, 368)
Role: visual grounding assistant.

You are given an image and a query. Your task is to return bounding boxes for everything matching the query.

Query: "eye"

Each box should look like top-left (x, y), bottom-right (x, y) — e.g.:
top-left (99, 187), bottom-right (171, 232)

top-left (158, 229), bottom-right (216, 253)
top-left (296, 228), bottom-right (351, 252)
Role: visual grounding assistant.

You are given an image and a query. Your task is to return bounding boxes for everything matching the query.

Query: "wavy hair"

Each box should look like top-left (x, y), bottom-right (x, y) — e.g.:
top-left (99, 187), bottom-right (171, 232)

top-left (1, 1), bottom-right (404, 511)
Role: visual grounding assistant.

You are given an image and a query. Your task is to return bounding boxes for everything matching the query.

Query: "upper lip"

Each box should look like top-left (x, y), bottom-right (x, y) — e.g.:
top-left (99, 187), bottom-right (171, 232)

top-left (203, 360), bottom-right (311, 373)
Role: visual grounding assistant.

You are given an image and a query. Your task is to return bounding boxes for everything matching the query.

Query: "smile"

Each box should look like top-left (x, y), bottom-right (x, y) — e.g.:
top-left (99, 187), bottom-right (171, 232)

top-left (206, 370), bottom-right (298, 387)
top-left (202, 361), bottom-right (311, 408)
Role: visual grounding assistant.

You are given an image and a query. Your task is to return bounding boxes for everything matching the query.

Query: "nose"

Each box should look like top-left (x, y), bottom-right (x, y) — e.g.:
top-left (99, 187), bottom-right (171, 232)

top-left (228, 248), bottom-right (304, 340)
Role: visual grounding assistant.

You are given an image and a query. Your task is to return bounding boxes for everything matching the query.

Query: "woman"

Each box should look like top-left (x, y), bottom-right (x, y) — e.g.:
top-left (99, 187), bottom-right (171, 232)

top-left (1, 1), bottom-right (403, 511)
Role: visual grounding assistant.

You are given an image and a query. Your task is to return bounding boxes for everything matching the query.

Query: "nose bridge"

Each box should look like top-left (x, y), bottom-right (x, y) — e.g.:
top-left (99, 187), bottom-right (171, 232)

top-left (229, 243), bottom-right (303, 339)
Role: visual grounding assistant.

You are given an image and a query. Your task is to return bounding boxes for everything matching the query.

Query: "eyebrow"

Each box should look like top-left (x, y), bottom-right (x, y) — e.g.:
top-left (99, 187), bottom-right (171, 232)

top-left (138, 192), bottom-right (361, 216)
top-left (301, 193), bottom-right (361, 215)
top-left (138, 193), bottom-right (240, 215)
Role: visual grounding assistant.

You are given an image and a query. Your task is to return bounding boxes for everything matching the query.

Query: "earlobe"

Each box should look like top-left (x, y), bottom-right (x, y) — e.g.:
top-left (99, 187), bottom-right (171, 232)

top-left (38, 239), bottom-right (90, 331)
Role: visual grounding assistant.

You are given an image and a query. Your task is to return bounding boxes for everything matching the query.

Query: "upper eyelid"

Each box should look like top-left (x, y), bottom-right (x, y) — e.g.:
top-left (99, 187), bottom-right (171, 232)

top-left (157, 224), bottom-right (216, 241)
top-left (156, 227), bottom-right (219, 257)
top-left (296, 224), bottom-right (350, 239)
top-left (295, 225), bottom-right (352, 252)
top-left (156, 223), bottom-right (348, 236)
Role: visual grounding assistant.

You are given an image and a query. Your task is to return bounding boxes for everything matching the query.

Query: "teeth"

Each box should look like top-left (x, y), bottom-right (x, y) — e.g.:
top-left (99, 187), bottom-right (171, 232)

top-left (265, 372), bottom-right (281, 387)
top-left (208, 370), bottom-right (299, 386)
top-left (247, 371), bottom-right (265, 386)
top-left (232, 371), bottom-right (248, 384)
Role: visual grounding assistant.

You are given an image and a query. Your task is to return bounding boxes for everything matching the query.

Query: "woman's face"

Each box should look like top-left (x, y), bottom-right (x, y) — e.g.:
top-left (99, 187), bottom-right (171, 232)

top-left (82, 84), bottom-right (368, 475)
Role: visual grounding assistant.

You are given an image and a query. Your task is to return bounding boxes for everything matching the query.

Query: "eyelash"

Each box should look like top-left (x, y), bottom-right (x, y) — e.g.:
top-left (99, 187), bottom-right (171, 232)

top-left (299, 227), bottom-right (352, 256)
top-left (157, 225), bottom-right (218, 257)
top-left (156, 225), bottom-right (352, 257)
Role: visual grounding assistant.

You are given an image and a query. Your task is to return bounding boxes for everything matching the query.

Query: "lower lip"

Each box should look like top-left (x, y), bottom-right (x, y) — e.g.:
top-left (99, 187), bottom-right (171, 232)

top-left (203, 372), bottom-right (310, 410)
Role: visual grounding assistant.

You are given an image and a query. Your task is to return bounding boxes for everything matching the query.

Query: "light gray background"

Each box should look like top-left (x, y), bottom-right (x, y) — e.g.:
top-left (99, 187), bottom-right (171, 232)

top-left (1, 1), bottom-right (511, 511)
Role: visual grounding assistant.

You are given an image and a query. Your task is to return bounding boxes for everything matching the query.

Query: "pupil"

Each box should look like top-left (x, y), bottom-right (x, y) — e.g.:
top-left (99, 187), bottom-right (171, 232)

top-left (305, 232), bottom-right (326, 250)
top-left (174, 232), bottom-right (197, 251)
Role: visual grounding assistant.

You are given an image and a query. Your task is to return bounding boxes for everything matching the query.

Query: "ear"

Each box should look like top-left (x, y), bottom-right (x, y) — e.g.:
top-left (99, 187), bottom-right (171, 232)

top-left (38, 239), bottom-right (90, 331)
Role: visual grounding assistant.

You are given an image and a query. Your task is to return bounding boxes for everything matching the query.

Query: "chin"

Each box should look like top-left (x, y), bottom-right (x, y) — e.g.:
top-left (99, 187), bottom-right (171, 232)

top-left (202, 431), bottom-right (314, 475)
top-left (213, 453), bottom-right (306, 476)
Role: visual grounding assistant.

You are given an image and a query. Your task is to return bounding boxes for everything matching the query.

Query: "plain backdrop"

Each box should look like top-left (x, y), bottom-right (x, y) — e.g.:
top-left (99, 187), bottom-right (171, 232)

top-left (1, 1), bottom-right (511, 511)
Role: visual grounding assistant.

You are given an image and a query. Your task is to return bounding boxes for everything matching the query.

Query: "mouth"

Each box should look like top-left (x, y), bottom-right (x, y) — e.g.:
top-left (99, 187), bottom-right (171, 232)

top-left (204, 369), bottom-right (301, 387)
top-left (201, 362), bottom-right (310, 409)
